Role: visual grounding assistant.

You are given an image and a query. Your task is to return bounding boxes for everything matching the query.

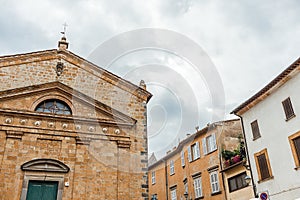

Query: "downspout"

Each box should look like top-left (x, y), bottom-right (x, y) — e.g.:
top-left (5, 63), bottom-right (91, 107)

top-left (219, 153), bottom-right (228, 200)
top-left (165, 160), bottom-right (169, 200)
top-left (217, 124), bottom-right (228, 200)
top-left (235, 114), bottom-right (258, 198)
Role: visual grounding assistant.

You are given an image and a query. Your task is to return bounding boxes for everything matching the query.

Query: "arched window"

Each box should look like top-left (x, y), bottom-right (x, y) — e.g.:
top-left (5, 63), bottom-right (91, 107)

top-left (35, 99), bottom-right (72, 115)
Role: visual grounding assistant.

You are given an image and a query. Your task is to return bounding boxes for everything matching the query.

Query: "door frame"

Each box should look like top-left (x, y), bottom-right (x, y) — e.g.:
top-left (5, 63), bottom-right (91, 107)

top-left (20, 173), bottom-right (64, 200)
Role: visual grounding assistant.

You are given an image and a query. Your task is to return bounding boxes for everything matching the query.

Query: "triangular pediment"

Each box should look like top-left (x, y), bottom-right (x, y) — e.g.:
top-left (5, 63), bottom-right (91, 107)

top-left (0, 81), bottom-right (136, 126)
top-left (0, 49), bottom-right (152, 103)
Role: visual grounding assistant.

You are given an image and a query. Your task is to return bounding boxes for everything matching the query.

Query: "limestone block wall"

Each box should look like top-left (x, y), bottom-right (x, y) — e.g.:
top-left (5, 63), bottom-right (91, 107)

top-left (0, 49), bottom-right (151, 199)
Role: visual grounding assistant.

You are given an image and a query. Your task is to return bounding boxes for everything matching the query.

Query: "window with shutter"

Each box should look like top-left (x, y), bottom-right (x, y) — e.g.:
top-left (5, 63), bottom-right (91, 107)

top-left (211, 133), bottom-right (217, 151)
top-left (203, 134), bottom-right (217, 154)
top-left (170, 188), bottom-right (177, 200)
top-left (181, 151), bottom-right (185, 167)
top-left (254, 149), bottom-right (273, 182)
top-left (193, 176), bottom-right (202, 198)
top-left (191, 142), bottom-right (200, 161)
top-left (202, 138), bottom-right (207, 155)
top-left (257, 154), bottom-right (270, 180)
top-left (210, 171), bottom-right (220, 194)
top-left (251, 120), bottom-right (261, 140)
top-left (187, 146), bottom-right (192, 162)
top-left (293, 137), bottom-right (300, 163)
top-left (288, 132), bottom-right (300, 168)
top-left (282, 97), bottom-right (296, 120)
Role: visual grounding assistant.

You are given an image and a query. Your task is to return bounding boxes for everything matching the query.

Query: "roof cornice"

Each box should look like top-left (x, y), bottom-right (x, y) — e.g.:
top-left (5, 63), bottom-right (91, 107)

top-left (232, 57), bottom-right (300, 115)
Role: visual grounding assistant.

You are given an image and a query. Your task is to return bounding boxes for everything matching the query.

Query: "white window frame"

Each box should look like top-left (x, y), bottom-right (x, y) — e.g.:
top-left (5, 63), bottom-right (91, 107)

top-left (184, 181), bottom-right (188, 193)
top-left (210, 171), bottom-right (220, 194)
top-left (170, 160), bottom-right (175, 175)
top-left (193, 176), bottom-right (202, 198)
top-left (192, 142), bottom-right (200, 160)
top-left (151, 171), bottom-right (156, 184)
top-left (171, 188), bottom-right (177, 200)
top-left (181, 151), bottom-right (185, 167)
top-left (203, 133), bottom-right (217, 155)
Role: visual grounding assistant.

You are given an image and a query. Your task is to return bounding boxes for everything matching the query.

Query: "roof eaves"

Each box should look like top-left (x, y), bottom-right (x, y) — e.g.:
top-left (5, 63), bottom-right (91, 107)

top-left (232, 57), bottom-right (300, 115)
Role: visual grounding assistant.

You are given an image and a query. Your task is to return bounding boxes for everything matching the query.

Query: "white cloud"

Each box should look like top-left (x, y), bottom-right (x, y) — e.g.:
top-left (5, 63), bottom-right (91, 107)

top-left (1, 0), bottom-right (300, 159)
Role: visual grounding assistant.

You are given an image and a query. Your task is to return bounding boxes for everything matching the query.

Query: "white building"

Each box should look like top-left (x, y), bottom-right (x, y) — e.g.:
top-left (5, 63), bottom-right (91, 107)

top-left (232, 57), bottom-right (300, 200)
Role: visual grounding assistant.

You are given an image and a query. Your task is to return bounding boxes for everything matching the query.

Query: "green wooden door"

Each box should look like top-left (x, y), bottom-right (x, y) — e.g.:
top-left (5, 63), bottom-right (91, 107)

top-left (26, 181), bottom-right (58, 200)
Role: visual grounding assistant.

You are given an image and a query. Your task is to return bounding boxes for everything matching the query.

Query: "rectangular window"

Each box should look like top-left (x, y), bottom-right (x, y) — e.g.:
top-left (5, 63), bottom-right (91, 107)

top-left (251, 120), bottom-right (261, 140)
top-left (254, 149), bottom-right (273, 182)
top-left (193, 177), bottom-right (203, 198)
top-left (210, 171), bottom-right (220, 194)
top-left (282, 97), bottom-right (296, 120)
top-left (293, 137), bottom-right (300, 164)
top-left (203, 133), bottom-right (217, 155)
top-left (288, 132), bottom-right (300, 168)
top-left (151, 171), bottom-right (156, 184)
top-left (181, 151), bottom-right (185, 167)
top-left (184, 180), bottom-right (188, 194)
top-left (191, 142), bottom-right (201, 160)
top-left (170, 188), bottom-right (177, 200)
top-left (188, 142), bottom-right (200, 162)
top-left (170, 160), bottom-right (175, 175)
top-left (228, 172), bottom-right (248, 192)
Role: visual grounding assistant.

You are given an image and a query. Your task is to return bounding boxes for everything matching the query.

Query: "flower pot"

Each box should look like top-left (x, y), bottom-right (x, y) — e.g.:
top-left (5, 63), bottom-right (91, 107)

top-left (224, 160), bottom-right (230, 168)
top-left (232, 155), bottom-right (241, 163)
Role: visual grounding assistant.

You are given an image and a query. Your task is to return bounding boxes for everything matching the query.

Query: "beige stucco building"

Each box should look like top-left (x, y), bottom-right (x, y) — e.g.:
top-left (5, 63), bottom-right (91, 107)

top-left (0, 37), bottom-right (152, 200)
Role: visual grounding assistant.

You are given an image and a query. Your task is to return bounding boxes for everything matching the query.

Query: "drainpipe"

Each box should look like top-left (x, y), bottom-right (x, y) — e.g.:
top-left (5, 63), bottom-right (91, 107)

top-left (235, 114), bottom-right (258, 198)
top-left (165, 160), bottom-right (169, 200)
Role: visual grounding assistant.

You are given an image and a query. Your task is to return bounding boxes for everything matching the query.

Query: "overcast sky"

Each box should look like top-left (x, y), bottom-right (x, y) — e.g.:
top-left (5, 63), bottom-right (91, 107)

top-left (2, 0), bottom-right (300, 159)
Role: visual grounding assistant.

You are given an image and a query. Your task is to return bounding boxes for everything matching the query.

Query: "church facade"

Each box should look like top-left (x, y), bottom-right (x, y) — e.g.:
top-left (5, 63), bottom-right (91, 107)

top-left (0, 37), bottom-right (152, 200)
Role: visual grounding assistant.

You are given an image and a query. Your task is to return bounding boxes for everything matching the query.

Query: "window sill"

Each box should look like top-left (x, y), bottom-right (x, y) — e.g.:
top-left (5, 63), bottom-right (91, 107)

top-left (211, 191), bottom-right (221, 196)
top-left (189, 157), bottom-right (200, 163)
top-left (206, 149), bottom-right (217, 156)
top-left (195, 196), bottom-right (204, 200)
top-left (286, 114), bottom-right (296, 121)
top-left (258, 176), bottom-right (274, 184)
top-left (229, 185), bottom-right (248, 193)
top-left (294, 166), bottom-right (300, 170)
top-left (253, 136), bottom-right (261, 141)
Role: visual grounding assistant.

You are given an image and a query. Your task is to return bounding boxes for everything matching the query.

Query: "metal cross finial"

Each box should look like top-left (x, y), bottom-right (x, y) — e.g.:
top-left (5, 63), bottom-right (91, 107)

top-left (61, 22), bottom-right (68, 36)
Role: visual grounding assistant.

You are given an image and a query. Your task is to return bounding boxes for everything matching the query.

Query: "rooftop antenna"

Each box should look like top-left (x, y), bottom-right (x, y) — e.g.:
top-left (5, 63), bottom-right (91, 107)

top-left (61, 22), bottom-right (68, 37)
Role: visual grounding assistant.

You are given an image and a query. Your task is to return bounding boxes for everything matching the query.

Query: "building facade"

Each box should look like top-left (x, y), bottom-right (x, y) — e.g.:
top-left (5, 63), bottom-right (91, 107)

top-left (148, 119), bottom-right (250, 200)
top-left (232, 57), bottom-right (300, 199)
top-left (0, 37), bottom-right (152, 200)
